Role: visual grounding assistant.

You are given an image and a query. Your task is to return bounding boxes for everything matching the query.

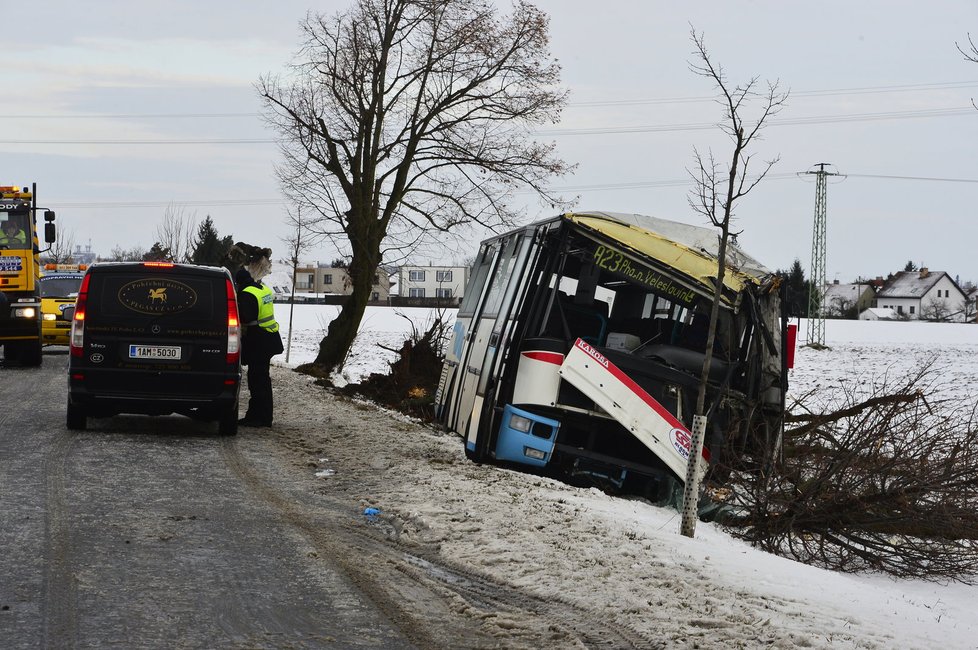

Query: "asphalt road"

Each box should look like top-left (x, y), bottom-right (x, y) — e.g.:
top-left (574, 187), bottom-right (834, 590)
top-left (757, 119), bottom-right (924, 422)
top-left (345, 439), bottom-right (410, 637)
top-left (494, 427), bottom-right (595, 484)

top-left (0, 351), bottom-right (420, 649)
top-left (2, 350), bottom-right (653, 650)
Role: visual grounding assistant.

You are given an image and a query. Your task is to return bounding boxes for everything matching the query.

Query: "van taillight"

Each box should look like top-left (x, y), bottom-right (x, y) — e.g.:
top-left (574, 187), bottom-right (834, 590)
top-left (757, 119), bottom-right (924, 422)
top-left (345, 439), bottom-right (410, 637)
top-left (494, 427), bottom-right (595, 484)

top-left (226, 278), bottom-right (240, 365)
top-left (70, 273), bottom-right (91, 357)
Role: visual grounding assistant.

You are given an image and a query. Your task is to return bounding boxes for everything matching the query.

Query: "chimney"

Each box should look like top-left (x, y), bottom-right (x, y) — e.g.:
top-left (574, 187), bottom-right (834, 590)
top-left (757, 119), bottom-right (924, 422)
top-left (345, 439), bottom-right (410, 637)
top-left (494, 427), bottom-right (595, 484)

top-left (919, 267), bottom-right (929, 279)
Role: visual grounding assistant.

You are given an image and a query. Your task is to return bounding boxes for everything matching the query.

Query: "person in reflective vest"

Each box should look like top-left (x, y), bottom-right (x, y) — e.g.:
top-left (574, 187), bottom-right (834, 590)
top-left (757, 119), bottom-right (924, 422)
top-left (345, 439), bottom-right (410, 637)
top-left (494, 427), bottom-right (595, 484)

top-left (0, 220), bottom-right (27, 248)
top-left (235, 268), bottom-right (284, 427)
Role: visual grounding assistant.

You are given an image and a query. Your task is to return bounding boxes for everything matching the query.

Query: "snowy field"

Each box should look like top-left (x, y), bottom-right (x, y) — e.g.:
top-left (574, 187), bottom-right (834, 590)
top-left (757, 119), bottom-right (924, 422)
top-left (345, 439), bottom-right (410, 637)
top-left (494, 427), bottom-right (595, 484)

top-left (273, 305), bottom-right (978, 647)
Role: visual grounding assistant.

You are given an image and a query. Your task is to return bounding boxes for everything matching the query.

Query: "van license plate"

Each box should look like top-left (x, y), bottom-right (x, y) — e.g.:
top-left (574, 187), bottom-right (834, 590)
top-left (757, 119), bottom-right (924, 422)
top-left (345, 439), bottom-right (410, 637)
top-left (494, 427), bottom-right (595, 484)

top-left (129, 345), bottom-right (182, 360)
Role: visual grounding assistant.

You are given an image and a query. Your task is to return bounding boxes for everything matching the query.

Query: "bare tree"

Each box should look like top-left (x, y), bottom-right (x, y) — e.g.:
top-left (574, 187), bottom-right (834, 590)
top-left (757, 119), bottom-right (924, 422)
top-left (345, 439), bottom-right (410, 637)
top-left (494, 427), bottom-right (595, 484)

top-left (725, 364), bottom-right (978, 582)
top-left (958, 33), bottom-right (978, 109)
top-left (42, 226), bottom-right (76, 265)
top-left (258, 0), bottom-right (570, 374)
top-left (156, 205), bottom-right (198, 263)
top-left (680, 28), bottom-right (788, 538)
top-left (961, 296), bottom-right (977, 322)
top-left (826, 294), bottom-right (857, 319)
top-left (104, 245), bottom-right (146, 262)
top-left (281, 206), bottom-right (315, 363)
top-left (921, 296), bottom-right (953, 322)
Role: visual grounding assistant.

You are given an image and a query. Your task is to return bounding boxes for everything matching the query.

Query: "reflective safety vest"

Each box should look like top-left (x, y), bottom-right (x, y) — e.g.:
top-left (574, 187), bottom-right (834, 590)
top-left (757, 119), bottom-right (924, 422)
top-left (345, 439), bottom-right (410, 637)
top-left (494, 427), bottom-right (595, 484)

top-left (0, 228), bottom-right (27, 247)
top-left (242, 283), bottom-right (280, 333)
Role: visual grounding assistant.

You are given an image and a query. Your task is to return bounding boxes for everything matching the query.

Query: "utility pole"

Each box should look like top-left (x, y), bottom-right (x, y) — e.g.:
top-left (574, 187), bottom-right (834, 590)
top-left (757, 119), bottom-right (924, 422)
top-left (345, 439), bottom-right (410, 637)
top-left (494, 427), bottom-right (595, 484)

top-left (285, 204), bottom-right (301, 364)
top-left (803, 163), bottom-right (841, 347)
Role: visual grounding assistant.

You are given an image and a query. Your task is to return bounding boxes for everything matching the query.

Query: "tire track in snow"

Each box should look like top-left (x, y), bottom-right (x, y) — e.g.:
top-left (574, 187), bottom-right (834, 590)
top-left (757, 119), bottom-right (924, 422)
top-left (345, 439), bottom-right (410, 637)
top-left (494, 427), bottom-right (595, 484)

top-left (219, 436), bottom-right (653, 649)
top-left (41, 430), bottom-right (78, 649)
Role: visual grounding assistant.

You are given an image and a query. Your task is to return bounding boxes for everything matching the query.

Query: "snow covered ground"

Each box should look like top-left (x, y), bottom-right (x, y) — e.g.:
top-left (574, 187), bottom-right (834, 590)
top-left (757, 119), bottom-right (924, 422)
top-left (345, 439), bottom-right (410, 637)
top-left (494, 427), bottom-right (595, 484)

top-left (271, 305), bottom-right (978, 648)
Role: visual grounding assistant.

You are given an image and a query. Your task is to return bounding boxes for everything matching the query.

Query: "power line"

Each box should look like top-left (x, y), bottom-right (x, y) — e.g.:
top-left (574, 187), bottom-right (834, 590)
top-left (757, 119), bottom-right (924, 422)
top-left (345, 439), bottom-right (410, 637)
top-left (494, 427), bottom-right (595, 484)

top-left (569, 80), bottom-right (978, 107)
top-left (46, 171), bottom-right (976, 209)
top-left (1, 105), bottom-right (971, 146)
top-left (50, 198), bottom-right (285, 209)
top-left (0, 113), bottom-right (258, 119)
top-left (846, 173), bottom-right (978, 184)
top-left (3, 80), bottom-right (977, 117)
top-left (0, 138), bottom-right (273, 145)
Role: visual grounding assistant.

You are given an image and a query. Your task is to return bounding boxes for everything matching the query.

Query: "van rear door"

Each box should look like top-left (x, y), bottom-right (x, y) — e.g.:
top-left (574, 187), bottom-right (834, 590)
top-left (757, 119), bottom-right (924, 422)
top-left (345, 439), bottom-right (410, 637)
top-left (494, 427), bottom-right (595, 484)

top-left (81, 267), bottom-right (231, 398)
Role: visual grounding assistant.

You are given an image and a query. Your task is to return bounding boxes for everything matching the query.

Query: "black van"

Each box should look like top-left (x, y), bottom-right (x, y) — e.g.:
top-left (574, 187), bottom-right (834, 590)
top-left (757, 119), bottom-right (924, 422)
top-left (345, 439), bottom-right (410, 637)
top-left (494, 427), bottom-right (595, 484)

top-left (66, 262), bottom-right (242, 435)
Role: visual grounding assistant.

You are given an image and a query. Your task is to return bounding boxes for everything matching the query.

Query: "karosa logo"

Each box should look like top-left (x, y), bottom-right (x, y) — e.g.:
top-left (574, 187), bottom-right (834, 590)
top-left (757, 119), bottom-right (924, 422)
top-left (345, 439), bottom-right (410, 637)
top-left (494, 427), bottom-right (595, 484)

top-left (575, 339), bottom-right (609, 369)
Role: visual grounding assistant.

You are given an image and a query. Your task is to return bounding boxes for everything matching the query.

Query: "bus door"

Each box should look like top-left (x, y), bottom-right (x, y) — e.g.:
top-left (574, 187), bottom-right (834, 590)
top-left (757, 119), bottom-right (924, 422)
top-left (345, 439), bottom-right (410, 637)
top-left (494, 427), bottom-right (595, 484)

top-left (469, 233), bottom-right (538, 454)
top-left (452, 233), bottom-right (533, 458)
top-left (438, 240), bottom-right (500, 429)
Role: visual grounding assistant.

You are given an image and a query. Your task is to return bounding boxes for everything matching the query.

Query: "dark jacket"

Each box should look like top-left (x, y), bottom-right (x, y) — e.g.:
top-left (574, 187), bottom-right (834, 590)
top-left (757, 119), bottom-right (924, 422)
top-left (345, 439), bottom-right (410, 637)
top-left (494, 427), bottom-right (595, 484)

top-left (237, 281), bottom-right (284, 365)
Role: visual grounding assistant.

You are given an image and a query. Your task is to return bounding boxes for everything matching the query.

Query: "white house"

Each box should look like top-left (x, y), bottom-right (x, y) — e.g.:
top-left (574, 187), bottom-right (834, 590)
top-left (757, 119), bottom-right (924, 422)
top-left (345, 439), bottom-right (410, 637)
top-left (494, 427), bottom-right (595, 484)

top-left (822, 281), bottom-right (875, 318)
top-left (873, 269), bottom-right (968, 322)
top-left (398, 264), bottom-right (469, 302)
top-left (859, 307), bottom-right (897, 321)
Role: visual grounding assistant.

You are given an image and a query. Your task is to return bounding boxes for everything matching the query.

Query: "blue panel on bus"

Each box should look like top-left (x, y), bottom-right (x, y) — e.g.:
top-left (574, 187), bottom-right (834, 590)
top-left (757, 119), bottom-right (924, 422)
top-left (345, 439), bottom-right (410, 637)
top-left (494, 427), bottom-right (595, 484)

top-left (494, 405), bottom-right (559, 468)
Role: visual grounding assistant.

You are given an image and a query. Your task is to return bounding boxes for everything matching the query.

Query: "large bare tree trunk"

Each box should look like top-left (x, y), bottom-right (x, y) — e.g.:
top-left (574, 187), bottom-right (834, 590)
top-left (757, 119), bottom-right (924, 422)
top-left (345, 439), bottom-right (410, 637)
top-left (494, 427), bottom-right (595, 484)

top-left (312, 249), bottom-right (379, 371)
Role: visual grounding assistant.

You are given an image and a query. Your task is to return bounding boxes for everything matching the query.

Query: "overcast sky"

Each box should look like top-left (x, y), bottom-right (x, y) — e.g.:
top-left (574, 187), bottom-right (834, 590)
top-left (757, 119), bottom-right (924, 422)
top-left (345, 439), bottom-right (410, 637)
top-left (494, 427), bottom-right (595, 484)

top-left (6, 1), bottom-right (978, 283)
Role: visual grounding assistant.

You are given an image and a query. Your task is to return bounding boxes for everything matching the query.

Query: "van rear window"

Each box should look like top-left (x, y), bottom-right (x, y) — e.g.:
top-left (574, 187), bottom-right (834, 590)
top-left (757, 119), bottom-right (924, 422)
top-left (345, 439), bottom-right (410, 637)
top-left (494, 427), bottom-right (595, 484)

top-left (91, 273), bottom-right (218, 322)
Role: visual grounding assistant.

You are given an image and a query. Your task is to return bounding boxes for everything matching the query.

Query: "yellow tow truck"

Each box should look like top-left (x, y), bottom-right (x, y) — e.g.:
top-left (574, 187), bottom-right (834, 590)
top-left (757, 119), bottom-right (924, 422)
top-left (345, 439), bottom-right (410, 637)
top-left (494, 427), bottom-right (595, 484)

top-left (0, 183), bottom-right (57, 365)
top-left (39, 264), bottom-right (87, 346)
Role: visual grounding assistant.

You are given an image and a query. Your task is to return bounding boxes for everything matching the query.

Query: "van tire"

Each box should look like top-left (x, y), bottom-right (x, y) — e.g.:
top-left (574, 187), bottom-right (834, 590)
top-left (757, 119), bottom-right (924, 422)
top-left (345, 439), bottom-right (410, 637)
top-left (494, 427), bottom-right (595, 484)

top-left (66, 400), bottom-right (87, 431)
top-left (218, 407), bottom-right (238, 437)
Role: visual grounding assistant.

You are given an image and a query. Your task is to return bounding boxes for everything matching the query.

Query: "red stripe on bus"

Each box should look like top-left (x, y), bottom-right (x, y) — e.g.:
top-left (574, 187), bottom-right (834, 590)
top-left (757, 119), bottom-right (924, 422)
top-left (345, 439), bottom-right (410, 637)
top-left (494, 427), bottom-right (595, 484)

top-left (572, 339), bottom-right (711, 463)
top-left (522, 350), bottom-right (565, 365)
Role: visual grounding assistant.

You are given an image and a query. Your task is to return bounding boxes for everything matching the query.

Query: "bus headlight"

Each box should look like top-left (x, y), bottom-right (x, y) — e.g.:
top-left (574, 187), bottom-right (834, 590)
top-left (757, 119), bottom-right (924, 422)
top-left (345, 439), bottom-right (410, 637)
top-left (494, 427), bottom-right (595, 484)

top-left (509, 413), bottom-right (533, 432)
top-left (43, 312), bottom-right (57, 321)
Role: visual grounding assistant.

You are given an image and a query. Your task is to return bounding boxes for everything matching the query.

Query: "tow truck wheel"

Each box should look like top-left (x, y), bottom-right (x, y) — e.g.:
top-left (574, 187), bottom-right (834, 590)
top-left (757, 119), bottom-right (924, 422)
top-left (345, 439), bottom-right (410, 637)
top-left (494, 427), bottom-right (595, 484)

top-left (66, 399), bottom-right (87, 431)
top-left (21, 341), bottom-right (42, 366)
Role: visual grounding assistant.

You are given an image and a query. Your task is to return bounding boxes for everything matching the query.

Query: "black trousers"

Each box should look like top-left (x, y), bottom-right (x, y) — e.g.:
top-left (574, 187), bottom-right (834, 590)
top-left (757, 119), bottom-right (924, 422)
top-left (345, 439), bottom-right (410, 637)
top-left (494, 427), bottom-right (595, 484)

top-left (245, 355), bottom-right (273, 423)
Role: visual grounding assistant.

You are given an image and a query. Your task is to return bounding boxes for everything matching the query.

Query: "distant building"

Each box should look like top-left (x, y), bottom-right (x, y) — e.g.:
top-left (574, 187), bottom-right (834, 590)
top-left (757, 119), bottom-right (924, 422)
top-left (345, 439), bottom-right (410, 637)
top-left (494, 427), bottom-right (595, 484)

top-left (859, 307), bottom-right (897, 321)
top-left (72, 243), bottom-right (97, 266)
top-left (261, 262), bottom-right (294, 301)
top-left (292, 262), bottom-right (391, 302)
top-left (873, 268), bottom-right (968, 322)
top-left (822, 281), bottom-right (875, 318)
top-left (397, 264), bottom-right (469, 303)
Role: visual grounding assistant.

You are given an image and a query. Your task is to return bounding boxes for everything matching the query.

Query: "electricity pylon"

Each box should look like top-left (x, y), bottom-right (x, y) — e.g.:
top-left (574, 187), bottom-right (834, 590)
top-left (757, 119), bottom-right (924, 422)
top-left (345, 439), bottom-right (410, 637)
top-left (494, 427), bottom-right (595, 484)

top-left (803, 163), bottom-right (841, 347)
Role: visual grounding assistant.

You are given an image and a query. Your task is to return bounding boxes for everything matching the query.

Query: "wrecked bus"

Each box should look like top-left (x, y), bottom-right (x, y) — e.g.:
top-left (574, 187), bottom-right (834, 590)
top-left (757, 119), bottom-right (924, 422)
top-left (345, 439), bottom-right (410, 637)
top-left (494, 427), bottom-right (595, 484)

top-left (434, 211), bottom-right (787, 502)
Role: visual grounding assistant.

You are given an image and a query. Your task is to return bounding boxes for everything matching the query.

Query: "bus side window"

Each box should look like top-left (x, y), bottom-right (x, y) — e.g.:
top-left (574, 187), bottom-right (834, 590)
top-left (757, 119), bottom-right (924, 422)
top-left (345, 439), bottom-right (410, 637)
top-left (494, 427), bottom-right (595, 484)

top-left (457, 243), bottom-right (496, 317)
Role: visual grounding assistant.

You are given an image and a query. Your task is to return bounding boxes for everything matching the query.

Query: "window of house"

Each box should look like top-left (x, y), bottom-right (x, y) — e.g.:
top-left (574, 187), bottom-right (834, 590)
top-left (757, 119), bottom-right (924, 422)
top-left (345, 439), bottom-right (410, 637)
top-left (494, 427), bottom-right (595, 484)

top-left (897, 305), bottom-right (904, 314)
top-left (409, 288), bottom-right (425, 298)
top-left (910, 306), bottom-right (915, 314)
top-left (372, 292), bottom-right (379, 301)
top-left (373, 274), bottom-right (379, 283)
top-left (436, 270), bottom-right (453, 283)
top-left (409, 270), bottom-right (425, 282)
top-left (436, 288), bottom-right (453, 298)
top-left (324, 274), bottom-right (332, 285)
